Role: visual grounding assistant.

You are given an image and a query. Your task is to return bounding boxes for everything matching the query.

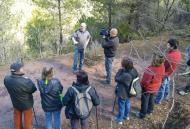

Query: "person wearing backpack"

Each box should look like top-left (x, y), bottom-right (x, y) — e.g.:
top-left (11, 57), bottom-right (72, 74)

top-left (62, 70), bottom-right (100, 129)
top-left (114, 57), bottom-right (138, 124)
top-left (136, 53), bottom-right (165, 118)
top-left (4, 62), bottom-right (37, 129)
top-left (37, 67), bottom-right (63, 129)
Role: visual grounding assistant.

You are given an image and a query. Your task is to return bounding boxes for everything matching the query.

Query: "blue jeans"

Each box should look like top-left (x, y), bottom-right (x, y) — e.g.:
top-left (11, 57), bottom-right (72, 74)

top-left (72, 46), bottom-right (85, 72)
top-left (116, 97), bottom-right (131, 122)
top-left (70, 118), bottom-right (89, 129)
top-left (155, 77), bottom-right (170, 104)
top-left (105, 57), bottom-right (113, 82)
top-left (45, 111), bottom-right (61, 129)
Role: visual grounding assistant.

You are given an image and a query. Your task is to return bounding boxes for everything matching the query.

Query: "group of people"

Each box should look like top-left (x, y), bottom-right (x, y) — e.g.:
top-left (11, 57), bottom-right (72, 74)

top-left (4, 22), bottom-right (190, 129)
top-left (4, 64), bottom-right (100, 129)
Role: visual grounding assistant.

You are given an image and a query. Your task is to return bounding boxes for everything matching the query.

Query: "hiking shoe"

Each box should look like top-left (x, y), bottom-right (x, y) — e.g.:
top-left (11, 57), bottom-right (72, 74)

top-left (100, 80), bottom-right (111, 85)
top-left (136, 112), bottom-right (145, 119)
top-left (113, 117), bottom-right (123, 125)
top-left (178, 90), bottom-right (188, 96)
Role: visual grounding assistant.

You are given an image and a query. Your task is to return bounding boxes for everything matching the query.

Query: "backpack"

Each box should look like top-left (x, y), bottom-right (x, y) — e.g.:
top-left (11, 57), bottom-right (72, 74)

top-left (72, 86), bottom-right (93, 119)
top-left (128, 70), bottom-right (141, 97)
top-left (129, 77), bottom-right (141, 97)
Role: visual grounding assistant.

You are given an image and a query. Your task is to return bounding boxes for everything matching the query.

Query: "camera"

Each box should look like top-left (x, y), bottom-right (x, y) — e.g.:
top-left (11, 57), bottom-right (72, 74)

top-left (100, 28), bottom-right (110, 39)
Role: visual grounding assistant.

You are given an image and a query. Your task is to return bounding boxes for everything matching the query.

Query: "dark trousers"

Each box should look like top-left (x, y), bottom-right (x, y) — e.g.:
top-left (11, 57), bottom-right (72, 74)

top-left (140, 90), bottom-right (155, 118)
top-left (14, 108), bottom-right (33, 129)
top-left (70, 118), bottom-right (89, 129)
top-left (184, 85), bottom-right (190, 92)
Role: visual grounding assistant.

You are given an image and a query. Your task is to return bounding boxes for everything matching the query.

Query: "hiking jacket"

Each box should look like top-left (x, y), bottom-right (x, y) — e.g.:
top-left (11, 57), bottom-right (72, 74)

top-left (62, 82), bottom-right (100, 119)
top-left (115, 68), bottom-right (138, 99)
top-left (164, 49), bottom-right (182, 76)
top-left (37, 78), bottom-right (63, 112)
top-left (102, 36), bottom-right (119, 58)
top-left (72, 29), bottom-right (91, 50)
top-left (141, 64), bottom-right (165, 92)
top-left (4, 74), bottom-right (37, 110)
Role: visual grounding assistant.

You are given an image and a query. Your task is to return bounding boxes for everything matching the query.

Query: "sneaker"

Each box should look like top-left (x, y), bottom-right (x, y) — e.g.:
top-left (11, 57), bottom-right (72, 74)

top-left (147, 112), bottom-right (153, 116)
top-left (123, 116), bottom-right (130, 120)
top-left (155, 101), bottom-right (161, 105)
top-left (113, 117), bottom-right (123, 125)
top-left (72, 70), bottom-right (78, 74)
top-left (178, 90), bottom-right (188, 96)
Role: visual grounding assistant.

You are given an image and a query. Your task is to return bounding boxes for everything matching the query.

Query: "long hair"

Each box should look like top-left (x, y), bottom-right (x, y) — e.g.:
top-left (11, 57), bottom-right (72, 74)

top-left (76, 70), bottom-right (89, 85)
top-left (152, 53), bottom-right (164, 67)
top-left (41, 67), bottom-right (53, 80)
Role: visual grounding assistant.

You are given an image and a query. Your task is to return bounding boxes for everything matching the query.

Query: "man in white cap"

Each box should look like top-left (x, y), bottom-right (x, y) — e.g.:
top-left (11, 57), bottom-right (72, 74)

top-left (102, 28), bottom-right (119, 84)
top-left (72, 22), bottom-right (91, 73)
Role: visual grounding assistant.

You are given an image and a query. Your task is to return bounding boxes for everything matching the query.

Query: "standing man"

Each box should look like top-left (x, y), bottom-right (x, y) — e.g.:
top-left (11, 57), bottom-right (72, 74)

top-left (155, 38), bottom-right (182, 104)
top-left (4, 62), bottom-right (37, 129)
top-left (72, 22), bottom-right (91, 73)
top-left (102, 28), bottom-right (119, 84)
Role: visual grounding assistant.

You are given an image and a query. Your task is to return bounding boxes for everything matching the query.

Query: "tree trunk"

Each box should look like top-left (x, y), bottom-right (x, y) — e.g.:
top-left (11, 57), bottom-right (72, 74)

top-left (108, 0), bottom-right (112, 29)
top-left (58, 0), bottom-right (63, 55)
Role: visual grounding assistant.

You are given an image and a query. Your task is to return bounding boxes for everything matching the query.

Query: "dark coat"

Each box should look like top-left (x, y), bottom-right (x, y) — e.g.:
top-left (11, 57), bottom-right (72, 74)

top-left (4, 74), bottom-right (37, 110)
top-left (37, 78), bottom-right (63, 112)
top-left (102, 36), bottom-right (119, 58)
top-left (115, 68), bottom-right (138, 99)
top-left (62, 82), bottom-right (100, 119)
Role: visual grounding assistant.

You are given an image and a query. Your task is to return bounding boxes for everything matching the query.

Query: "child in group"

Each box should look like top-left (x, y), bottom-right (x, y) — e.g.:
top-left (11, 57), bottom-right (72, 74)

top-left (37, 67), bottom-right (63, 129)
top-left (136, 53), bottom-right (165, 118)
top-left (114, 57), bottom-right (138, 124)
top-left (62, 70), bottom-right (100, 129)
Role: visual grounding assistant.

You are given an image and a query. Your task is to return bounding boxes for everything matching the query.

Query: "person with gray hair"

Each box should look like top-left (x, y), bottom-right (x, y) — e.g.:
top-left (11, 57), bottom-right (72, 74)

top-left (72, 22), bottom-right (91, 73)
top-left (101, 28), bottom-right (119, 84)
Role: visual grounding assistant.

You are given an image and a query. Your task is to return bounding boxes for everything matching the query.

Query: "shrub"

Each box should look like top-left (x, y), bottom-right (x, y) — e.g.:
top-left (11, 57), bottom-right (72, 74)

top-left (85, 41), bottom-right (103, 66)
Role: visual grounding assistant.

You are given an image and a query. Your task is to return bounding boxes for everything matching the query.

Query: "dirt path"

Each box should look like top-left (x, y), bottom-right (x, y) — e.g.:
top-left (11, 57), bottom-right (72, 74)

top-left (0, 36), bottom-right (190, 129)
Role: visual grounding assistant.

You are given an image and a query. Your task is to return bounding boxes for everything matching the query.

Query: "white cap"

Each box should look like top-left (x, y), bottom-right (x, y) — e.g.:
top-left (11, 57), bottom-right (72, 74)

top-left (81, 22), bottom-right (87, 27)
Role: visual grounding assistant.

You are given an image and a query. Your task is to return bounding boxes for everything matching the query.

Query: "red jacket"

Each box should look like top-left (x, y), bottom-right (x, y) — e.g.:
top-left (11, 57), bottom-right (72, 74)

top-left (164, 49), bottom-right (182, 76)
top-left (141, 64), bottom-right (165, 92)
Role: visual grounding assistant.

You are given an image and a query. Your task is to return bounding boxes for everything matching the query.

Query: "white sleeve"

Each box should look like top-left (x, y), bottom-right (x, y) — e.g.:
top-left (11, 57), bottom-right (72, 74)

top-left (72, 37), bottom-right (78, 44)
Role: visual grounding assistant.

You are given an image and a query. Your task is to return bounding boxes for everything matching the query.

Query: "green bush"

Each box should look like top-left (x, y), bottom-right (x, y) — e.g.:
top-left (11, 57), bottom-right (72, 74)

top-left (118, 22), bottom-right (139, 43)
top-left (85, 41), bottom-right (103, 66)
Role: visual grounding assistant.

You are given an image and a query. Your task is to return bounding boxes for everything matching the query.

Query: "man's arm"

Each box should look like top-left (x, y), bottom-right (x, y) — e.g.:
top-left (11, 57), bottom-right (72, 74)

top-left (84, 32), bottom-right (91, 50)
top-left (102, 40), bottom-right (115, 48)
top-left (72, 31), bottom-right (79, 45)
